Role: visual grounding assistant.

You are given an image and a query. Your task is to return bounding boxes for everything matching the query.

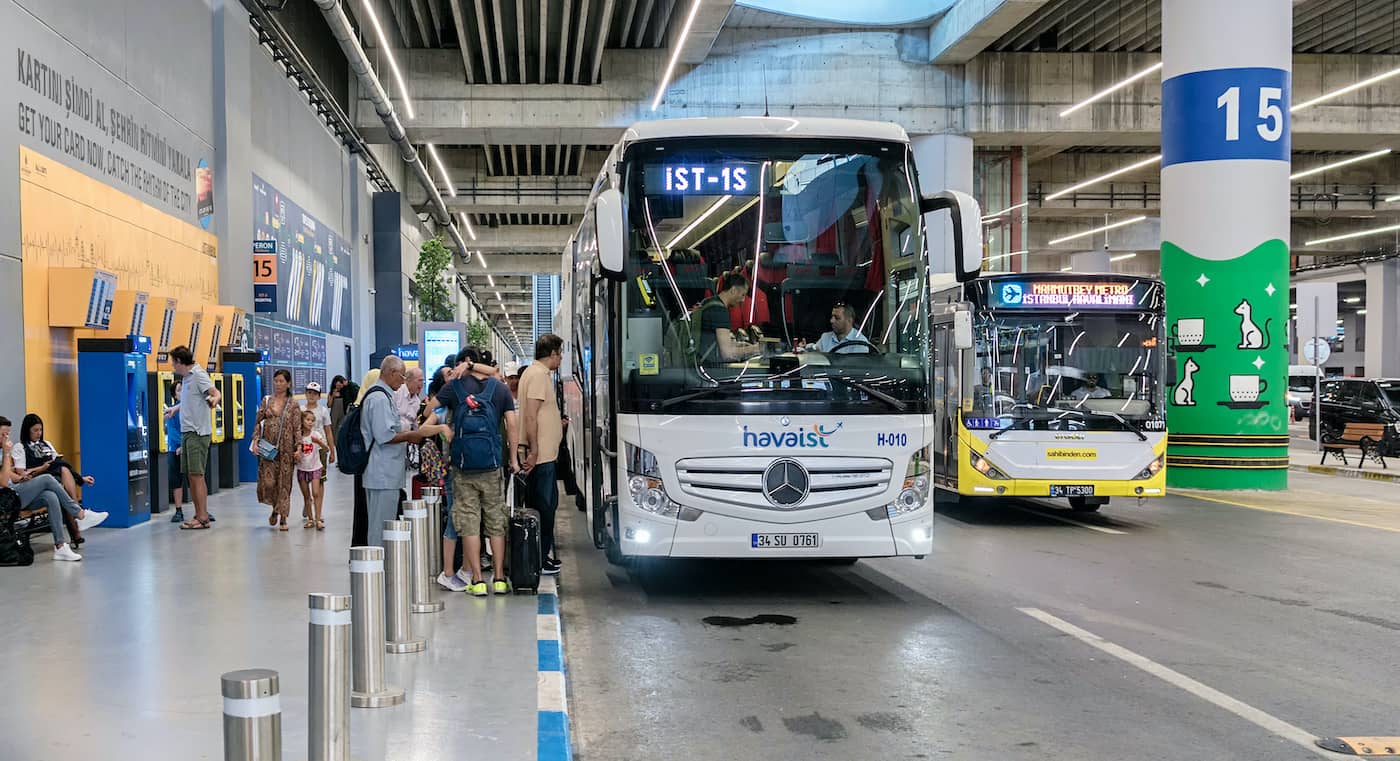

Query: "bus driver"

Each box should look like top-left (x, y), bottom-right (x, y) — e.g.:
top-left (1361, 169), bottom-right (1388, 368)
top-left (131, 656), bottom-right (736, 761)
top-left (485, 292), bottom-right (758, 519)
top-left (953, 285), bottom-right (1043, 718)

top-left (814, 303), bottom-right (871, 354)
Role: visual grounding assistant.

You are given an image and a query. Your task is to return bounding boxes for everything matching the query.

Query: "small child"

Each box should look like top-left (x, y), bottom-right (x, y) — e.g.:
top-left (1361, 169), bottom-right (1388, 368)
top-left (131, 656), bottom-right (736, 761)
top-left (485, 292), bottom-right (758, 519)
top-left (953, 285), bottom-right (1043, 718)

top-left (296, 410), bottom-right (328, 529)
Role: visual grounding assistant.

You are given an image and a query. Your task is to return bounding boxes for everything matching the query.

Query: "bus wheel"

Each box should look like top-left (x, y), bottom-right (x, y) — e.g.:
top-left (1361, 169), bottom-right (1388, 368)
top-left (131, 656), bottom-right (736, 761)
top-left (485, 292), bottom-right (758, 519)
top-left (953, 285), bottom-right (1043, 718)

top-left (1068, 496), bottom-right (1105, 512)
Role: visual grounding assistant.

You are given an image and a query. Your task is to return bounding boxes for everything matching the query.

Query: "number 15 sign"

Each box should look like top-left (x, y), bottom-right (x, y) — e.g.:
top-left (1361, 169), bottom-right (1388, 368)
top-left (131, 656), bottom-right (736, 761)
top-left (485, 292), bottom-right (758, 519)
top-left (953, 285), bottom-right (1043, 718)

top-left (1162, 67), bottom-right (1290, 167)
top-left (253, 239), bottom-right (278, 313)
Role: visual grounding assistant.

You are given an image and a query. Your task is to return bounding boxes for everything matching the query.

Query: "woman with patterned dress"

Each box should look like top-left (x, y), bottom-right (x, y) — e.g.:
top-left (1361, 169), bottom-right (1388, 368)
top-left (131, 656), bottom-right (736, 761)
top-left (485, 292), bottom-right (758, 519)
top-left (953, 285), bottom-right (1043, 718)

top-left (250, 369), bottom-right (300, 530)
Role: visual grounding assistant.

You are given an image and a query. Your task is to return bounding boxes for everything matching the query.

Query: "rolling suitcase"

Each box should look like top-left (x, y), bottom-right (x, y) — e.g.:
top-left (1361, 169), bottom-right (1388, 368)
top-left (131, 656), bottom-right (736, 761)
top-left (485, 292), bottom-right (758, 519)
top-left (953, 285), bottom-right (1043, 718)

top-left (507, 473), bottom-right (543, 594)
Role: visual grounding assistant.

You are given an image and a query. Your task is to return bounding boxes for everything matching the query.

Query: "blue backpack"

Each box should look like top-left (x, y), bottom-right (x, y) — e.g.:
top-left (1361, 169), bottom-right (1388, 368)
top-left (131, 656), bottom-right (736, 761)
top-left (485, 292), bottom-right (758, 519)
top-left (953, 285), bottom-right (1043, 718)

top-left (449, 377), bottom-right (504, 472)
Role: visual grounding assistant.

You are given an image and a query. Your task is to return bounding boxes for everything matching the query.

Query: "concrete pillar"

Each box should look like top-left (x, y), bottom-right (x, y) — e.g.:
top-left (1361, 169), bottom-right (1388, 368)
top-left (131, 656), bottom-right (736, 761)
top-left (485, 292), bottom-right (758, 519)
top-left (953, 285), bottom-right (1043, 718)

top-left (1070, 250), bottom-right (1110, 273)
top-left (1161, 0), bottom-right (1292, 489)
top-left (911, 135), bottom-right (974, 277)
top-left (1365, 259), bottom-right (1400, 377)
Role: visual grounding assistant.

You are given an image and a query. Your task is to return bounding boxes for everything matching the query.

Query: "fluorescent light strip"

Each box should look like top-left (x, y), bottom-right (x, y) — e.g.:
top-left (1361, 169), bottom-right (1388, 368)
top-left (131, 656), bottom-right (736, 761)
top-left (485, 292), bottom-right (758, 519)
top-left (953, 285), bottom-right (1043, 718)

top-left (666, 195), bottom-right (731, 248)
top-left (1060, 266), bottom-right (1074, 272)
top-left (981, 202), bottom-right (1028, 222)
top-left (1344, 296), bottom-right (1361, 303)
top-left (1293, 66), bottom-right (1400, 112)
top-left (1047, 216), bottom-right (1147, 246)
top-left (426, 144), bottom-right (455, 197)
top-left (984, 249), bottom-right (1028, 262)
top-left (1045, 156), bottom-right (1162, 201)
top-left (650, 0), bottom-right (704, 111)
top-left (478, 250), bottom-right (488, 269)
top-left (459, 212), bottom-right (477, 241)
top-left (1386, 194), bottom-right (1400, 202)
top-left (495, 291), bottom-right (503, 302)
top-left (1060, 62), bottom-right (1163, 117)
top-left (1289, 148), bottom-right (1391, 180)
top-left (487, 275), bottom-right (496, 287)
top-left (360, 0), bottom-right (415, 119)
top-left (1306, 222), bottom-right (1400, 246)
top-left (1109, 252), bottom-right (1137, 262)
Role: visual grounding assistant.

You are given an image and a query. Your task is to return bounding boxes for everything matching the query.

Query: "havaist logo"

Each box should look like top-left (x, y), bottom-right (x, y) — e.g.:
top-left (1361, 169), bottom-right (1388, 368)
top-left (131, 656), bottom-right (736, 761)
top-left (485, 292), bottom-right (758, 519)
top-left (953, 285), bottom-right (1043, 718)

top-left (742, 421), bottom-right (844, 449)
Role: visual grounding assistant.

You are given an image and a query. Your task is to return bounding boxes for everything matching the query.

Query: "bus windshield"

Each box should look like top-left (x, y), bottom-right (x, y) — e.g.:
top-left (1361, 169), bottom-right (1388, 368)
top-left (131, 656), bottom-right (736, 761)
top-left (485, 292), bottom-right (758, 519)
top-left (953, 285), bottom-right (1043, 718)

top-left (617, 138), bottom-right (928, 414)
top-left (969, 311), bottom-right (1165, 429)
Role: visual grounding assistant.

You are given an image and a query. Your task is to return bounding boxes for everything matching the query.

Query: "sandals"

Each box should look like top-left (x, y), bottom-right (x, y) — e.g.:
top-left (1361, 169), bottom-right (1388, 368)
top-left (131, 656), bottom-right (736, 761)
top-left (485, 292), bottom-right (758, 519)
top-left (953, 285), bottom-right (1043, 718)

top-left (180, 518), bottom-right (211, 530)
top-left (278, 521), bottom-right (289, 532)
top-left (268, 511), bottom-right (278, 526)
top-left (303, 519), bottom-right (314, 529)
top-left (315, 519), bottom-right (325, 531)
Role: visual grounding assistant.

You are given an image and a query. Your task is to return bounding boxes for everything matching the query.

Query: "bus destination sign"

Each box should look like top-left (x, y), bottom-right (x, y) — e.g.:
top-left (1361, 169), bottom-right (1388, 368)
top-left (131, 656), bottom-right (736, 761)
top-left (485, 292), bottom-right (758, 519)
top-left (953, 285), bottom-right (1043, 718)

top-left (644, 162), bottom-right (763, 195)
top-left (992, 280), bottom-right (1146, 309)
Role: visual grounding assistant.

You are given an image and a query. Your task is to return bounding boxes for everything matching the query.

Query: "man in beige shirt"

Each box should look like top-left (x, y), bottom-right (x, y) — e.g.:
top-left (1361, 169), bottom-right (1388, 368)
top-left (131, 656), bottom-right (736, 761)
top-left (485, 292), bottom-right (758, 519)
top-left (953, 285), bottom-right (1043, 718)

top-left (520, 333), bottom-right (564, 574)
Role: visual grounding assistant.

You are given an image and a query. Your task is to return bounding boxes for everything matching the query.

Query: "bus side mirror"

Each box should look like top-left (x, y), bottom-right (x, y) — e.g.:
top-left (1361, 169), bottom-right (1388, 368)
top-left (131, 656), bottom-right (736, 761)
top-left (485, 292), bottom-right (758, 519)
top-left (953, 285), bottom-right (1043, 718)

top-left (920, 190), bottom-right (983, 283)
top-left (596, 188), bottom-right (626, 280)
top-left (953, 310), bottom-right (973, 350)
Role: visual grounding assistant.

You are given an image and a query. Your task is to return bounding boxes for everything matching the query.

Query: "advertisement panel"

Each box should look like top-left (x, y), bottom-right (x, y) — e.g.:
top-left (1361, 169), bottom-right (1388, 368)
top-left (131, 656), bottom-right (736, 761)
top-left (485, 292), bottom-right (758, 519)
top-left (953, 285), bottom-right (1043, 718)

top-left (252, 174), bottom-right (352, 336)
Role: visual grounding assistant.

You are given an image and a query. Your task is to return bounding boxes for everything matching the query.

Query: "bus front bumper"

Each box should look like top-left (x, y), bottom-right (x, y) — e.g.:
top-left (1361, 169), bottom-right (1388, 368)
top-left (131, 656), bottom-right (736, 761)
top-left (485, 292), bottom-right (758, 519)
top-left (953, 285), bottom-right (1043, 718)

top-left (618, 505), bottom-right (934, 559)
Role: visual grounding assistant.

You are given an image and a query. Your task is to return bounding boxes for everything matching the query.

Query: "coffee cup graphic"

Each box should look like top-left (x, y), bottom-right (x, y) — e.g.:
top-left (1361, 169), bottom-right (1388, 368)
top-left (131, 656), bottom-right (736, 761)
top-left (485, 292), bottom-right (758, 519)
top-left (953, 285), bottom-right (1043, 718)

top-left (1229, 374), bottom-right (1268, 403)
top-left (1172, 318), bottom-right (1205, 346)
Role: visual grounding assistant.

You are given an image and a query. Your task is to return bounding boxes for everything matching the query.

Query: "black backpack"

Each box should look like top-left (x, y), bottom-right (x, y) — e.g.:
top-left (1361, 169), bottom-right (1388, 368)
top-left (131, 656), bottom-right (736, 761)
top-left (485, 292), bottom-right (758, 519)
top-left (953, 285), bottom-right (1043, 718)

top-left (0, 489), bottom-right (34, 567)
top-left (336, 385), bottom-right (390, 476)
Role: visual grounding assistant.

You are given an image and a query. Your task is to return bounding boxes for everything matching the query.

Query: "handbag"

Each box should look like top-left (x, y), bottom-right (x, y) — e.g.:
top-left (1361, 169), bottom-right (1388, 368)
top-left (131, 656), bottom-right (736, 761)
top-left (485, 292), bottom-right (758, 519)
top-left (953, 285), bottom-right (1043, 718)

top-left (256, 397), bottom-right (294, 462)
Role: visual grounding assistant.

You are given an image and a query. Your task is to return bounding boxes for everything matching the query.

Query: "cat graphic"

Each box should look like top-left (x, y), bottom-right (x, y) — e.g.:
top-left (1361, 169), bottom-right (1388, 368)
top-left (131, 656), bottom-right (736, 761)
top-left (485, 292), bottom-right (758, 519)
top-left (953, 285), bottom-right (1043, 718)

top-left (1173, 357), bottom-right (1199, 407)
top-left (1234, 299), bottom-right (1271, 350)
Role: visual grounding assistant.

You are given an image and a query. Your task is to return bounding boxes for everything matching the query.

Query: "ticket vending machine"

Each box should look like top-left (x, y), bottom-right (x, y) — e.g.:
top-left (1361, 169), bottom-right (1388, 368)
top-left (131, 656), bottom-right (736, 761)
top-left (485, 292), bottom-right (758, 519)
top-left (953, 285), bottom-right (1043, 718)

top-left (77, 336), bottom-right (152, 528)
top-left (214, 372), bottom-right (243, 487)
top-left (145, 370), bottom-right (177, 516)
top-left (223, 350), bottom-right (266, 483)
top-left (208, 373), bottom-right (227, 494)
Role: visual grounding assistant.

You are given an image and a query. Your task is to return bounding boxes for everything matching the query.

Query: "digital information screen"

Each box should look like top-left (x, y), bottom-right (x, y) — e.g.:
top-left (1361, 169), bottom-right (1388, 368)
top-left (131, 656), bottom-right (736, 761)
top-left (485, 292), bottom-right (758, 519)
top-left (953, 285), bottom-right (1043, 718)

top-left (423, 329), bottom-right (462, 366)
top-left (644, 162), bottom-right (763, 195)
top-left (991, 280), bottom-right (1150, 310)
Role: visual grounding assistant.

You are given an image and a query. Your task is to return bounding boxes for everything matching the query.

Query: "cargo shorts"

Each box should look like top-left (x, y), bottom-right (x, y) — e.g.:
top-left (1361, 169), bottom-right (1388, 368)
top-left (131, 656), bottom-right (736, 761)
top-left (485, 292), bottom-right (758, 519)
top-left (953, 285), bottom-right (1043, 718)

top-left (451, 469), bottom-right (507, 539)
top-left (181, 433), bottom-right (212, 476)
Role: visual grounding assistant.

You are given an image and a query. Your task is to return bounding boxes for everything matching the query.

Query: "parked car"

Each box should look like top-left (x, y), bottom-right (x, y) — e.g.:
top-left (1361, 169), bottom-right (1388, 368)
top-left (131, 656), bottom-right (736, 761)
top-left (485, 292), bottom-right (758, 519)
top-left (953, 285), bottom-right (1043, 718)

top-left (1287, 365), bottom-right (1324, 422)
top-left (1312, 378), bottom-right (1400, 454)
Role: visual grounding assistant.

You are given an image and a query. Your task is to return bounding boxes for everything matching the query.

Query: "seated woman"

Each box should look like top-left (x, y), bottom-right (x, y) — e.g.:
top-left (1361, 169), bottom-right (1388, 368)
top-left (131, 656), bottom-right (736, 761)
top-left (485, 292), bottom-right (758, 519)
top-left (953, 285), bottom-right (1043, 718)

top-left (11, 413), bottom-right (94, 504)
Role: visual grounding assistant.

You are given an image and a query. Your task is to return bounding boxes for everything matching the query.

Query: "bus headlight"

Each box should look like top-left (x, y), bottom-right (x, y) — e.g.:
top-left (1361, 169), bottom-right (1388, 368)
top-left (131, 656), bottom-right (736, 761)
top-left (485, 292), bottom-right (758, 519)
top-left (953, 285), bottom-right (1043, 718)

top-left (969, 450), bottom-right (1008, 480)
top-left (626, 444), bottom-right (678, 518)
top-left (1134, 454), bottom-right (1165, 480)
top-left (888, 445), bottom-right (933, 517)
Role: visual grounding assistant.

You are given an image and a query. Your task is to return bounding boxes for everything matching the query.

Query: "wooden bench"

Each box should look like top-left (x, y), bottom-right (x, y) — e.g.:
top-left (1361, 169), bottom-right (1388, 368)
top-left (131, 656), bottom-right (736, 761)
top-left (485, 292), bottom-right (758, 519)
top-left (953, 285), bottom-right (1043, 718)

top-left (1321, 422), bottom-right (1390, 469)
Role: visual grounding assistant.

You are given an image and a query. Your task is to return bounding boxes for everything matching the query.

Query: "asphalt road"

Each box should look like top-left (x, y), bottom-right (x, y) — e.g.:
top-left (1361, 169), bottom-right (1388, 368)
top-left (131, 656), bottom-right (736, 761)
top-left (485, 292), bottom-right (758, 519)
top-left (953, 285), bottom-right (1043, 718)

top-left (557, 477), bottom-right (1400, 760)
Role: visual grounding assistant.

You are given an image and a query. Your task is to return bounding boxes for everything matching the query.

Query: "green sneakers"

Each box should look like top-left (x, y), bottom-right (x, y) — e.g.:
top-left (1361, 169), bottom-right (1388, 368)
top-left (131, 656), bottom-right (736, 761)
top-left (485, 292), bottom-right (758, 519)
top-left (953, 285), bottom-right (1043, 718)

top-left (493, 580), bottom-right (509, 595)
top-left (468, 581), bottom-right (489, 597)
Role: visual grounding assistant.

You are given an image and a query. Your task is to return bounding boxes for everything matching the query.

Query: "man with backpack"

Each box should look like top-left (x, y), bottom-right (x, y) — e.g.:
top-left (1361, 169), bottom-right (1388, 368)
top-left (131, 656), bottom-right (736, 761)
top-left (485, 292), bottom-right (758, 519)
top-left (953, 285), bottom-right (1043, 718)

top-left (342, 356), bottom-right (445, 548)
top-left (436, 346), bottom-right (520, 595)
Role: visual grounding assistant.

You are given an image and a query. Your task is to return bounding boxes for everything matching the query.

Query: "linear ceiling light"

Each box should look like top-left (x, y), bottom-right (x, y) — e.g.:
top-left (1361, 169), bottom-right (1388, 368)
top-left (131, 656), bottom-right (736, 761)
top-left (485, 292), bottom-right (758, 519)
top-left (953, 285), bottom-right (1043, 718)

top-left (459, 212), bottom-right (476, 241)
top-left (1045, 156), bottom-right (1162, 201)
top-left (1048, 216), bottom-right (1147, 246)
top-left (667, 195), bottom-right (731, 248)
top-left (477, 250), bottom-right (487, 269)
top-left (650, 0), bottom-right (704, 111)
top-left (495, 291), bottom-right (503, 302)
top-left (426, 144), bottom-right (455, 196)
top-left (1109, 252), bottom-right (1137, 262)
top-left (1289, 148), bottom-right (1391, 180)
top-left (981, 202), bottom-right (1028, 222)
top-left (984, 249), bottom-right (1028, 262)
top-left (1306, 222), bottom-right (1400, 246)
top-left (1385, 194), bottom-right (1400, 202)
top-left (360, 0), bottom-right (415, 119)
top-left (1060, 62), bottom-right (1163, 117)
top-left (1293, 66), bottom-right (1400, 112)
top-left (1060, 266), bottom-right (1074, 272)
top-left (487, 274), bottom-right (496, 287)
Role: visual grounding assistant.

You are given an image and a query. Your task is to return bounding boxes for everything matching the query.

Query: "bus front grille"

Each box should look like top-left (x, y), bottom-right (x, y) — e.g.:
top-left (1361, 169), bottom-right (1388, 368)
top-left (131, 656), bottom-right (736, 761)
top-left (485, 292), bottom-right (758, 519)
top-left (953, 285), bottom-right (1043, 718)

top-left (673, 456), bottom-right (893, 510)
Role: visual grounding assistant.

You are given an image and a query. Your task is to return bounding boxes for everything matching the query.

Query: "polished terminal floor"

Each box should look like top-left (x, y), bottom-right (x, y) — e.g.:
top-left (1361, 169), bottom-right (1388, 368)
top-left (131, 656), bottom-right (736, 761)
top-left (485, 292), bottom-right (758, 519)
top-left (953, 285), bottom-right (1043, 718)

top-left (1, 474), bottom-right (538, 761)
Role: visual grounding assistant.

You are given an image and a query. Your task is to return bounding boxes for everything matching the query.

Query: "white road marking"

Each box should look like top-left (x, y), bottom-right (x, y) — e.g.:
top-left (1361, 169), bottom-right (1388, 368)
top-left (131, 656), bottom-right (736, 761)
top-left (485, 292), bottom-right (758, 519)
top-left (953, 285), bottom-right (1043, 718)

top-left (538, 671), bottom-right (567, 713)
top-left (1019, 607), bottom-right (1342, 759)
top-left (1015, 502), bottom-right (1127, 534)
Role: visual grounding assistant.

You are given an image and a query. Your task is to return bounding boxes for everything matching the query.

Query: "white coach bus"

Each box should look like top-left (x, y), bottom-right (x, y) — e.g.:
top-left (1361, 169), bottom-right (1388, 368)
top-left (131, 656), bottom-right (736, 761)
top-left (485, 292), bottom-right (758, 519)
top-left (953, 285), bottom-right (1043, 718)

top-left (557, 117), bottom-right (980, 564)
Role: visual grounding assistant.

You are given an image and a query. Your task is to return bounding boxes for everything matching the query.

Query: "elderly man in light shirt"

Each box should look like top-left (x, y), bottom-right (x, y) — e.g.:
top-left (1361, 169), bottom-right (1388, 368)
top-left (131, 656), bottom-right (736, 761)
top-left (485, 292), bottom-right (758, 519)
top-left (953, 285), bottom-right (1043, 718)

top-left (393, 366), bottom-right (426, 432)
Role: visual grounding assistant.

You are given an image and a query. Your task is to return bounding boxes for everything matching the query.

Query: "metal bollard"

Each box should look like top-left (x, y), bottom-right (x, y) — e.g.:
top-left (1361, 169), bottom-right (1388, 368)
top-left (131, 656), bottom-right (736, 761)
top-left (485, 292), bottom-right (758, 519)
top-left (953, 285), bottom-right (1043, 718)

top-left (381, 520), bottom-right (426, 654)
top-left (422, 486), bottom-right (444, 579)
top-left (308, 593), bottom-right (351, 761)
top-left (348, 547), bottom-right (405, 708)
top-left (402, 500), bottom-right (445, 613)
top-left (221, 668), bottom-right (282, 761)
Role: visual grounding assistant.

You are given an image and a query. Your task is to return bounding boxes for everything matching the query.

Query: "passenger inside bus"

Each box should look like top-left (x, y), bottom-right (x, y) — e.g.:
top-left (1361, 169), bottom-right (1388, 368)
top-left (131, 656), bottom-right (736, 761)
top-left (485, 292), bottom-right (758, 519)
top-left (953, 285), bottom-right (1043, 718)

top-left (699, 271), bottom-right (764, 363)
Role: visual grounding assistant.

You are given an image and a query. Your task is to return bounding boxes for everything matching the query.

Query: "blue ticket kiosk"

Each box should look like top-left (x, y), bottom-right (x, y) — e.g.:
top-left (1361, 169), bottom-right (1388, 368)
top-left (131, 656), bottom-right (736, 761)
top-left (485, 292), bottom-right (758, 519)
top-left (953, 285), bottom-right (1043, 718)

top-left (222, 350), bottom-right (266, 483)
top-left (77, 337), bottom-right (152, 528)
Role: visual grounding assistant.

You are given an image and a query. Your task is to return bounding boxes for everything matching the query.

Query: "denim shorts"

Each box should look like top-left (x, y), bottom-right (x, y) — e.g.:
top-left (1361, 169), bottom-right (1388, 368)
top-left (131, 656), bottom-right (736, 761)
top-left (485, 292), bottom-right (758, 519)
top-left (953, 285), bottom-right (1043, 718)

top-left (441, 476), bottom-right (458, 540)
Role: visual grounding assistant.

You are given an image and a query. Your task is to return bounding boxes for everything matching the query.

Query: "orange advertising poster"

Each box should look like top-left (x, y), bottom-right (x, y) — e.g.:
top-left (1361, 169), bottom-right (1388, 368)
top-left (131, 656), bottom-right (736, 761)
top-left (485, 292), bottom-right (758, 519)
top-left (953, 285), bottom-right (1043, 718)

top-left (19, 145), bottom-right (219, 466)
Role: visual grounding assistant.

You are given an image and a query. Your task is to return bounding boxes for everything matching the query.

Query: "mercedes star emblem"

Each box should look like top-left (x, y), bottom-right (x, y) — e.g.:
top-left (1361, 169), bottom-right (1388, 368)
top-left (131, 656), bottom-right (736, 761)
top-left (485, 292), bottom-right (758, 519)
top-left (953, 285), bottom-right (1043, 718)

top-left (762, 458), bottom-right (810, 507)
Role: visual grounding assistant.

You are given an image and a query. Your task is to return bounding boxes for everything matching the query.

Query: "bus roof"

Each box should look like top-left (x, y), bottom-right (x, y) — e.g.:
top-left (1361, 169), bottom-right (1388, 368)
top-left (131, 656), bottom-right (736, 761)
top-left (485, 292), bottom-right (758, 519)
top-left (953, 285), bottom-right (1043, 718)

top-left (618, 117), bottom-right (911, 147)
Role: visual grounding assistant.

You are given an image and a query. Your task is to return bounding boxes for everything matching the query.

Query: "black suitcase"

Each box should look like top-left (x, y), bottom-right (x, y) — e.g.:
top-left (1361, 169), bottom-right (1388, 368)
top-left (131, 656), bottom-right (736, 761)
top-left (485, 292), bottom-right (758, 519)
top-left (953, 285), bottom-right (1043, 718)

top-left (508, 474), bottom-right (543, 594)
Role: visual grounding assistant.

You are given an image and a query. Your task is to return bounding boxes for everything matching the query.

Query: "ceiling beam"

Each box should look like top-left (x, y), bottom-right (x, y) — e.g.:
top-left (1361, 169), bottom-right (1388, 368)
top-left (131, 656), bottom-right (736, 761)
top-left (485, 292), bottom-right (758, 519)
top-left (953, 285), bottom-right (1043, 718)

top-left (446, 0), bottom-right (480, 82)
top-left (557, 0), bottom-right (575, 83)
top-left (409, 0), bottom-right (437, 47)
top-left (491, 0), bottom-right (510, 82)
top-left (677, 0), bottom-right (737, 64)
top-left (631, 0), bottom-right (655, 47)
top-left (571, 0), bottom-right (595, 84)
top-left (473, 0), bottom-right (496, 82)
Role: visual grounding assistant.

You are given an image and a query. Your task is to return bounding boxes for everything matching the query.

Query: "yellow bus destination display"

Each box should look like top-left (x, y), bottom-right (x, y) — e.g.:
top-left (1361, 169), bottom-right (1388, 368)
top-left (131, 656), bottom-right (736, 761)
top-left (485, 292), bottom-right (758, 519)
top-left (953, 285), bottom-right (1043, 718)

top-left (991, 280), bottom-right (1151, 309)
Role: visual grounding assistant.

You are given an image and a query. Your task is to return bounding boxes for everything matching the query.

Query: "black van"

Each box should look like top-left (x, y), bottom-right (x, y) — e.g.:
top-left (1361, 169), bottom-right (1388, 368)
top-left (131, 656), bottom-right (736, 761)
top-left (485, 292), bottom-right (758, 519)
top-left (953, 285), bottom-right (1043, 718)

top-left (1313, 378), bottom-right (1400, 454)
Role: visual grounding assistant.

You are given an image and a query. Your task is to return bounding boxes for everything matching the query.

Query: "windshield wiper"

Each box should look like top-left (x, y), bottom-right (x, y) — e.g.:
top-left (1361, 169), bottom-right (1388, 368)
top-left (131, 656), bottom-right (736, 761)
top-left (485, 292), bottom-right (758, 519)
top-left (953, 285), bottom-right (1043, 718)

top-left (989, 402), bottom-right (1062, 439)
top-left (829, 376), bottom-right (907, 412)
top-left (1073, 407), bottom-right (1148, 441)
top-left (658, 382), bottom-right (736, 409)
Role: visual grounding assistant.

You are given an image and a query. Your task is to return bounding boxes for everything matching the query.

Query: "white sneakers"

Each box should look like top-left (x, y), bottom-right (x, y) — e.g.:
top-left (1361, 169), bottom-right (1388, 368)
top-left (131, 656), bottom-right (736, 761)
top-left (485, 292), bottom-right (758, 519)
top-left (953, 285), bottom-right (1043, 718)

top-left (437, 572), bottom-right (467, 592)
top-left (53, 544), bottom-right (82, 562)
top-left (76, 510), bottom-right (108, 531)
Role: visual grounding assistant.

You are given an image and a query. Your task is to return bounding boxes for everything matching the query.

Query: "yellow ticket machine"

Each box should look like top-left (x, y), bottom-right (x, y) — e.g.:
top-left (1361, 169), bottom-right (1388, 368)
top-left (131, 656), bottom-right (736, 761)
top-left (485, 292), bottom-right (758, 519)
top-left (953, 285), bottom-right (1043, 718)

top-left (146, 370), bottom-right (177, 515)
top-left (208, 372), bottom-right (227, 493)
